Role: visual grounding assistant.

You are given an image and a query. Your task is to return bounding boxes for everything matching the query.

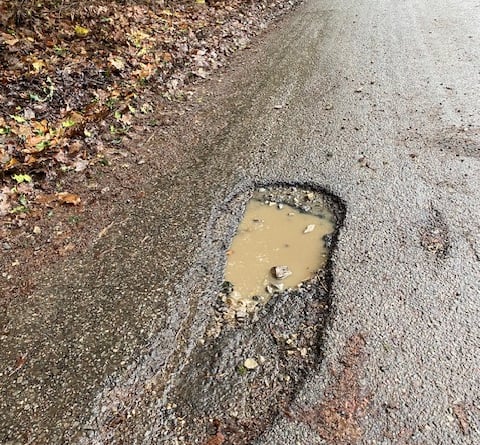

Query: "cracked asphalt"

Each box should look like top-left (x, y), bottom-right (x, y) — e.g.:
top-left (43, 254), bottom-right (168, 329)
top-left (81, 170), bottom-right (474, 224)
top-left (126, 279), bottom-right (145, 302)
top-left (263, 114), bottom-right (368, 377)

top-left (1, 0), bottom-right (479, 443)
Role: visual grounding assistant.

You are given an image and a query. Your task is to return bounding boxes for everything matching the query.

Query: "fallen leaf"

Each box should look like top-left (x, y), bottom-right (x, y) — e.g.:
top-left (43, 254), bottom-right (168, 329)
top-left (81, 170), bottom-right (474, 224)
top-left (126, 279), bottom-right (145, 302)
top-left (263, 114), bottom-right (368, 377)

top-left (24, 108), bottom-right (35, 120)
top-left (12, 174), bottom-right (32, 184)
top-left (56, 192), bottom-right (81, 205)
top-left (35, 194), bottom-right (57, 205)
top-left (10, 114), bottom-right (26, 124)
top-left (109, 56), bottom-right (126, 71)
top-left (58, 243), bottom-right (75, 256)
top-left (74, 25), bottom-right (90, 37)
top-left (161, 52), bottom-right (173, 63)
top-left (73, 158), bottom-right (88, 172)
top-left (0, 32), bottom-right (19, 46)
top-left (32, 59), bottom-right (46, 72)
top-left (3, 158), bottom-right (20, 170)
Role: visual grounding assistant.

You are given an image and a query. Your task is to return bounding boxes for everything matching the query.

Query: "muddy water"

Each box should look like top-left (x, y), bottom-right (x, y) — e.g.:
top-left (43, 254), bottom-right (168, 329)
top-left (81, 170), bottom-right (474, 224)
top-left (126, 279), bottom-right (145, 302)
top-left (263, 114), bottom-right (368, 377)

top-left (224, 199), bottom-right (334, 310)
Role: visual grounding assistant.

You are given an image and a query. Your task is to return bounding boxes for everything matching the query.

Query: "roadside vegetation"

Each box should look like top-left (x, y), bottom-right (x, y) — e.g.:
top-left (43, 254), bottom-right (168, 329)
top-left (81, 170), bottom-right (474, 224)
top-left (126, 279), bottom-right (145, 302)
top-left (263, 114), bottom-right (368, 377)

top-left (1, 0), bottom-right (296, 220)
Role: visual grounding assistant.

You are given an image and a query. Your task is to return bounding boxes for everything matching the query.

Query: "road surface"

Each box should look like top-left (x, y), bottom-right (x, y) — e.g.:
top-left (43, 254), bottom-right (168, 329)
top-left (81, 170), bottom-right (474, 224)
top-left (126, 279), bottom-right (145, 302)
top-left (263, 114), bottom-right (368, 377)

top-left (1, 0), bottom-right (479, 443)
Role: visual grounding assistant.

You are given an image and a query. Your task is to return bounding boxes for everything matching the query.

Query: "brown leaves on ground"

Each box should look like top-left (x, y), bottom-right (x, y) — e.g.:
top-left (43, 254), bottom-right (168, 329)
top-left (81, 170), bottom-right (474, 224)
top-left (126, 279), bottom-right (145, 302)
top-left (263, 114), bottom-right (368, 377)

top-left (288, 334), bottom-right (370, 445)
top-left (1, 0), bottom-right (296, 228)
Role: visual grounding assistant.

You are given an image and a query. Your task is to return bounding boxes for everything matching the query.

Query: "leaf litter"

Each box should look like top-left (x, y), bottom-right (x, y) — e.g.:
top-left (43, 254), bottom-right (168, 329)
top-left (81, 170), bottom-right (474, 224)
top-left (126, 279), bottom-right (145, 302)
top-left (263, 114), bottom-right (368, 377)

top-left (0, 0), bottom-right (300, 305)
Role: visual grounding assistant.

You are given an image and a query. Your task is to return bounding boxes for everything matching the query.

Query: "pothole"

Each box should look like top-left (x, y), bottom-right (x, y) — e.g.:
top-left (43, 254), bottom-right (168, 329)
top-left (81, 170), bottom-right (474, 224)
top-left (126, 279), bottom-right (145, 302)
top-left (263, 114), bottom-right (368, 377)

top-left (223, 188), bottom-right (335, 319)
top-left (158, 184), bottom-right (345, 445)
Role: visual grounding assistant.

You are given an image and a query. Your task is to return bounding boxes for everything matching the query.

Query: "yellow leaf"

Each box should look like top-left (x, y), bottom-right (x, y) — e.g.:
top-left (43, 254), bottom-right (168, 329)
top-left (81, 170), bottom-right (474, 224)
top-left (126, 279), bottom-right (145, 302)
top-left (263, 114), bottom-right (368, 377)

top-left (74, 25), bottom-right (90, 37)
top-left (32, 59), bottom-right (45, 72)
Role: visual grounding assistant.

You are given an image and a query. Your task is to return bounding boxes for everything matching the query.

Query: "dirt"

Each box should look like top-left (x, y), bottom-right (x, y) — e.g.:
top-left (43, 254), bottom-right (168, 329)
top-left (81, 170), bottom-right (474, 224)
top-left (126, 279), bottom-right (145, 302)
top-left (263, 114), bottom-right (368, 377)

top-left (287, 334), bottom-right (370, 445)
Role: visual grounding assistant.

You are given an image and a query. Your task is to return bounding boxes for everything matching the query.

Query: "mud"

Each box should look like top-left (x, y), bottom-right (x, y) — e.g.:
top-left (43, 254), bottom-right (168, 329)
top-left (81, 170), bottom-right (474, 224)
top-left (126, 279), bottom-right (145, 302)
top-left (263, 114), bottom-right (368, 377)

top-left (224, 192), bottom-right (334, 314)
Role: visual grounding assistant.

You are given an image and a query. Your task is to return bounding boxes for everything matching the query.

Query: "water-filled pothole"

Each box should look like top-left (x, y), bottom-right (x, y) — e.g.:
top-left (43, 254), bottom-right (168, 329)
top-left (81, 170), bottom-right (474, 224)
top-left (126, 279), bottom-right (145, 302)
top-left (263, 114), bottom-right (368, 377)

top-left (159, 184), bottom-right (345, 445)
top-left (221, 186), bottom-right (336, 319)
top-left (225, 198), bottom-right (334, 312)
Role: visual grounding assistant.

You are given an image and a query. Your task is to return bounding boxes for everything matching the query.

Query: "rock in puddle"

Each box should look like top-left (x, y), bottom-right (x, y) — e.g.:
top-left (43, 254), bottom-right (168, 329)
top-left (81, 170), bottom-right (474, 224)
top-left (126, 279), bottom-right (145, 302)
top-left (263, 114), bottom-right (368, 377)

top-left (270, 265), bottom-right (292, 280)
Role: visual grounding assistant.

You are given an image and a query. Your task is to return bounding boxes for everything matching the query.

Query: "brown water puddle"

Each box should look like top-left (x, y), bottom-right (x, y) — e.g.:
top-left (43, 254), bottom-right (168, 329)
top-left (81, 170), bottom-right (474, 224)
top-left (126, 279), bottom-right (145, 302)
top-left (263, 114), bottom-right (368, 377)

top-left (224, 199), bottom-right (334, 312)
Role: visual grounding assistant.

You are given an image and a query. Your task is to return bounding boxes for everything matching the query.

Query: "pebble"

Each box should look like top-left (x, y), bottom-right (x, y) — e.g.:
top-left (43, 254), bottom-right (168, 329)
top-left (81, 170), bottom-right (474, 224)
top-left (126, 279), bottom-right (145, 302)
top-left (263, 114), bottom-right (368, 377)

top-left (236, 309), bottom-right (247, 321)
top-left (303, 224), bottom-right (315, 234)
top-left (271, 265), bottom-right (292, 280)
top-left (244, 358), bottom-right (259, 370)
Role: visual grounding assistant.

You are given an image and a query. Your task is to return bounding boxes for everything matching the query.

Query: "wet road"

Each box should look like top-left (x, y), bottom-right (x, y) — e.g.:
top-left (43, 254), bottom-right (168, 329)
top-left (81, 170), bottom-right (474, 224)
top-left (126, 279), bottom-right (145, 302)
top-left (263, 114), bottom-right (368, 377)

top-left (1, 0), bottom-right (480, 443)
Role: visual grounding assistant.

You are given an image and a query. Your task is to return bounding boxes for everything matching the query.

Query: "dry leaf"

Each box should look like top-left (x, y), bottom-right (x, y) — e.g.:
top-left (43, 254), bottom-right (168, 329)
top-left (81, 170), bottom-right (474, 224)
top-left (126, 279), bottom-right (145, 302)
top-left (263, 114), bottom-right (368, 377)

top-left (109, 56), bottom-right (126, 70)
top-left (3, 158), bottom-right (20, 170)
top-left (31, 59), bottom-right (46, 72)
top-left (1, 34), bottom-right (19, 46)
top-left (58, 243), bottom-right (75, 256)
top-left (56, 192), bottom-right (81, 205)
top-left (36, 194), bottom-right (57, 204)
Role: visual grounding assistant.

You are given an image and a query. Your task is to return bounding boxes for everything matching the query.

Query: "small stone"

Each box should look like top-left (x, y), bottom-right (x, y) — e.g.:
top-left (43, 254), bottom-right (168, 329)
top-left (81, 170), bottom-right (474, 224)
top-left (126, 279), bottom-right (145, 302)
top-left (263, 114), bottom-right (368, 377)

top-left (303, 224), bottom-right (315, 234)
top-left (244, 358), bottom-right (258, 370)
top-left (266, 282), bottom-right (284, 294)
top-left (277, 203), bottom-right (284, 210)
top-left (323, 233), bottom-right (333, 248)
top-left (33, 226), bottom-right (41, 235)
top-left (305, 192), bottom-right (315, 201)
top-left (236, 309), bottom-right (247, 321)
top-left (271, 265), bottom-right (292, 280)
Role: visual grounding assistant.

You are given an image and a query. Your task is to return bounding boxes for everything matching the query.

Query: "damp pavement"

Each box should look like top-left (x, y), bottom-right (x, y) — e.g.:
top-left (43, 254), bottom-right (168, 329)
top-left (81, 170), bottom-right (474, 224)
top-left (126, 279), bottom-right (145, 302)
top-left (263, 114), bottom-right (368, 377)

top-left (1, 0), bottom-right (480, 443)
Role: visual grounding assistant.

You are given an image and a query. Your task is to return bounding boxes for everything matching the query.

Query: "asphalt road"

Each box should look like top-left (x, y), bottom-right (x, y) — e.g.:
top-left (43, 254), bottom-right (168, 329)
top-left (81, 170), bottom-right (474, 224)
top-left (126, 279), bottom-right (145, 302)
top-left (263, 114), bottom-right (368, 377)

top-left (1, 0), bottom-right (479, 443)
